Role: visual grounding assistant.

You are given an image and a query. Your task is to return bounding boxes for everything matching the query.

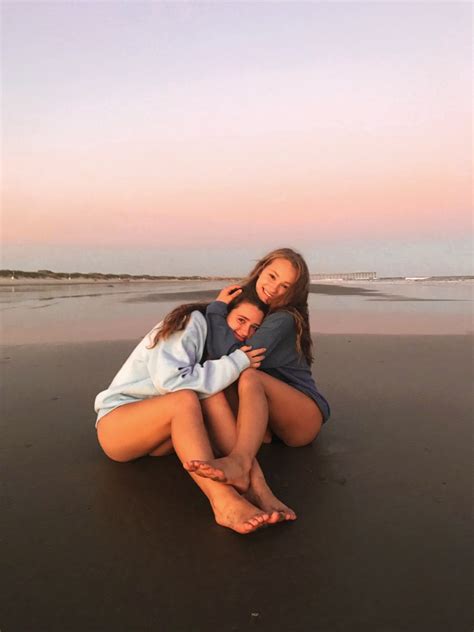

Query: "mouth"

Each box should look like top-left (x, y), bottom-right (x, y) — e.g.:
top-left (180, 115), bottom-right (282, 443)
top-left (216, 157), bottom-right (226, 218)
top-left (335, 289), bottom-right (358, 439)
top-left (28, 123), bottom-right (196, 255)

top-left (262, 287), bottom-right (275, 301)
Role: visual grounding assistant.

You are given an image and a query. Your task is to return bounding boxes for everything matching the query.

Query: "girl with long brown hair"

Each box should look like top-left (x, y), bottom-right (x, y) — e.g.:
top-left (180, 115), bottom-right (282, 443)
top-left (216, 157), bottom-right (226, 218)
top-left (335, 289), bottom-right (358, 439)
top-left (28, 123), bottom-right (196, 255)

top-left (185, 248), bottom-right (330, 493)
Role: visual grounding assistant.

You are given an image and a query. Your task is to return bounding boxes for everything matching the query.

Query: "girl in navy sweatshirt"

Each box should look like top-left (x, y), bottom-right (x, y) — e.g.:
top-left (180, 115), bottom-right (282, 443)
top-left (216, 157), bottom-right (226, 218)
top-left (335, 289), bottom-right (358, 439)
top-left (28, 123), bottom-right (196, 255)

top-left (185, 248), bottom-right (331, 495)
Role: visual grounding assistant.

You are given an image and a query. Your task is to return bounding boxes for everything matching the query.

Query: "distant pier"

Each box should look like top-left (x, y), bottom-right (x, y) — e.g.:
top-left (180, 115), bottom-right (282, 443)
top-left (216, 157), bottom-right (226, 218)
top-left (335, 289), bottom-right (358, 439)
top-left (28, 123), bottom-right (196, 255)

top-left (311, 272), bottom-right (377, 281)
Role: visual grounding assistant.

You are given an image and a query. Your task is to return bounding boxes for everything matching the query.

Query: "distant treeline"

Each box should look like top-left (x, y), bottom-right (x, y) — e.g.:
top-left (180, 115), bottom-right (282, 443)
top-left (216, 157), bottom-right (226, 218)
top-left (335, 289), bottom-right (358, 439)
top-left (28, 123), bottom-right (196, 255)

top-left (379, 276), bottom-right (474, 281)
top-left (0, 269), bottom-right (235, 281)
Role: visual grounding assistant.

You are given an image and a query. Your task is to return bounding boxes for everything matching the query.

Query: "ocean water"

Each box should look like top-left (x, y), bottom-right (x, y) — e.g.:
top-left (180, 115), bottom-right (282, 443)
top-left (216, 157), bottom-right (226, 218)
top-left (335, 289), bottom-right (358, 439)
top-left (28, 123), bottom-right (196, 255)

top-left (0, 279), bottom-right (472, 345)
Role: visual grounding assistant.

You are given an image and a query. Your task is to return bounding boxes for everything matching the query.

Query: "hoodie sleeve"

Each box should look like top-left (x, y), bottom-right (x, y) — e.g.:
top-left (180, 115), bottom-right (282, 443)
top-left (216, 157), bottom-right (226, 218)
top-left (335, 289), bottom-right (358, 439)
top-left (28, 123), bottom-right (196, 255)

top-left (146, 311), bottom-right (250, 397)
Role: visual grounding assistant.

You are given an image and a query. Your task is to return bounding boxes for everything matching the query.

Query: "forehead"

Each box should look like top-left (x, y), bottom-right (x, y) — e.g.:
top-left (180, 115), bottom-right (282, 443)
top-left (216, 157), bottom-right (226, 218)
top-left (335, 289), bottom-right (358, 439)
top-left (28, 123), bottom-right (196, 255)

top-left (229, 302), bottom-right (264, 322)
top-left (262, 258), bottom-right (298, 284)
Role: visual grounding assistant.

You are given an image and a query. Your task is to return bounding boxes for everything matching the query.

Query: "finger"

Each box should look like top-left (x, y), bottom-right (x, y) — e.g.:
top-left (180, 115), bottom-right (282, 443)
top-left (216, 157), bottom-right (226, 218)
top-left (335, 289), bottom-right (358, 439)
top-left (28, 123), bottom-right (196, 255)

top-left (241, 345), bottom-right (252, 352)
top-left (248, 349), bottom-right (265, 358)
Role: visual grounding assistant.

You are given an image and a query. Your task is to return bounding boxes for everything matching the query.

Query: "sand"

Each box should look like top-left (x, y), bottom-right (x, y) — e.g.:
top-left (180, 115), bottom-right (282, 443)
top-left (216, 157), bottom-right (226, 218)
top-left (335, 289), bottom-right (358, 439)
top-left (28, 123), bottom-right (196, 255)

top-left (1, 334), bottom-right (472, 631)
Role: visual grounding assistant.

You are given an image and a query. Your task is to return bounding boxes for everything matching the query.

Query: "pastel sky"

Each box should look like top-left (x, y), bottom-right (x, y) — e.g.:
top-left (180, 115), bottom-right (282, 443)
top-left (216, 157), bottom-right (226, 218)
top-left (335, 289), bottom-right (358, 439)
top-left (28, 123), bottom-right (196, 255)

top-left (2, 2), bottom-right (472, 276)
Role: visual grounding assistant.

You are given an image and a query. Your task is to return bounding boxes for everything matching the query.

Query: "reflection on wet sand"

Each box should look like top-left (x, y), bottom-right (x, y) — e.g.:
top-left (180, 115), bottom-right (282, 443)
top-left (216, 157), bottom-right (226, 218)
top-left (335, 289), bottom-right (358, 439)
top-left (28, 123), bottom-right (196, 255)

top-left (1, 280), bottom-right (472, 344)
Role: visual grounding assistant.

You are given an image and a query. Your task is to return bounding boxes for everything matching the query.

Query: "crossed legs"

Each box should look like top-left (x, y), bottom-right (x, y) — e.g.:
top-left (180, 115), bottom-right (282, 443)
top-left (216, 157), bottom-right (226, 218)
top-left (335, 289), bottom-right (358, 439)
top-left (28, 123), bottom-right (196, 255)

top-left (186, 369), bottom-right (323, 488)
top-left (196, 390), bottom-right (296, 522)
top-left (96, 390), bottom-right (271, 534)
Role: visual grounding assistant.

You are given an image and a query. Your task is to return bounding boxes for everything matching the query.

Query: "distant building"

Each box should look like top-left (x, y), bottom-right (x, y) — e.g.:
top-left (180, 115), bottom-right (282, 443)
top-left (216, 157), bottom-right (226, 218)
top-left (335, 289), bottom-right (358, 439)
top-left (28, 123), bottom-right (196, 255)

top-left (311, 272), bottom-right (377, 281)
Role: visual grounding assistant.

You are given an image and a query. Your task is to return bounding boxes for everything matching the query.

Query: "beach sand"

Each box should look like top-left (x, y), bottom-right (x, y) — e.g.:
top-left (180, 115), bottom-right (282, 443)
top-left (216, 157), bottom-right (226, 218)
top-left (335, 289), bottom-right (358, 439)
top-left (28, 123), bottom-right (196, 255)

top-left (1, 334), bottom-right (472, 631)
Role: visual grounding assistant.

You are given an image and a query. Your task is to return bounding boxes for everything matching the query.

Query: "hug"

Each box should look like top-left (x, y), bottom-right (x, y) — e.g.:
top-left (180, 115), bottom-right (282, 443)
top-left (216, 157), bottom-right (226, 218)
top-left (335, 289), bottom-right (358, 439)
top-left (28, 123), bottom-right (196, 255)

top-left (94, 248), bottom-right (330, 534)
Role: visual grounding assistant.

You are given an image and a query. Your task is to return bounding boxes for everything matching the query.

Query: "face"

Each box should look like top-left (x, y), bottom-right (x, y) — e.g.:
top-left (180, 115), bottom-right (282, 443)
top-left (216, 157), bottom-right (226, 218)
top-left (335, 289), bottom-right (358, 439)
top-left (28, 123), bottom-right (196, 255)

top-left (255, 258), bottom-right (299, 304)
top-left (226, 301), bottom-right (265, 342)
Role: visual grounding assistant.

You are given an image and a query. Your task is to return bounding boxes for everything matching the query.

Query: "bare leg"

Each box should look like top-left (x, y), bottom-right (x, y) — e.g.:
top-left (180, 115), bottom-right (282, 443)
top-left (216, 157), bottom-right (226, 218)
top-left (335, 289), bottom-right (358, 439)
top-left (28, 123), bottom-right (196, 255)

top-left (96, 391), bottom-right (270, 534)
top-left (258, 373), bottom-right (324, 447)
top-left (190, 391), bottom-right (296, 522)
top-left (185, 370), bottom-right (268, 491)
top-left (223, 384), bottom-right (272, 443)
top-left (187, 369), bottom-right (323, 487)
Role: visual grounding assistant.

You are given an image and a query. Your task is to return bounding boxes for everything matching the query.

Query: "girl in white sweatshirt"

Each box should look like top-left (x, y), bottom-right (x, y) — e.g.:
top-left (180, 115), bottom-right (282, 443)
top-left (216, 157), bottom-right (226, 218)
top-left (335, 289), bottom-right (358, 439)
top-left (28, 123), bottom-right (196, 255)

top-left (95, 288), bottom-right (272, 534)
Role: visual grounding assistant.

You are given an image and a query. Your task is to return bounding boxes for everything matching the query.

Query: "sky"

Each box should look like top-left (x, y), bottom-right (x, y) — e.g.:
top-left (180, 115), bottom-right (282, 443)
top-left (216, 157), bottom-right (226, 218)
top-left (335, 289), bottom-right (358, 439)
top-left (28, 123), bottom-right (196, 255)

top-left (2, 1), bottom-right (472, 277)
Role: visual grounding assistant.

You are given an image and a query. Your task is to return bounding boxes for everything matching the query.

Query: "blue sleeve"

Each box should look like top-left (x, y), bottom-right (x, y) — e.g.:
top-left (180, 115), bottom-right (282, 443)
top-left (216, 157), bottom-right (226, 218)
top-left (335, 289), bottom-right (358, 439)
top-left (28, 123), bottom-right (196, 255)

top-left (205, 302), bottom-right (295, 369)
top-left (205, 301), bottom-right (240, 359)
top-left (244, 312), bottom-right (295, 369)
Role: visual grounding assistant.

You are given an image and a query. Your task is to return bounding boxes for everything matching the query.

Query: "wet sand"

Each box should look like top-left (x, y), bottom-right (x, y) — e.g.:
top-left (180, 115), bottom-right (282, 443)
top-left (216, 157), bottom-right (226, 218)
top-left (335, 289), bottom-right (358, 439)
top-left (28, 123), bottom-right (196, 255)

top-left (1, 334), bottom-right (472, 631)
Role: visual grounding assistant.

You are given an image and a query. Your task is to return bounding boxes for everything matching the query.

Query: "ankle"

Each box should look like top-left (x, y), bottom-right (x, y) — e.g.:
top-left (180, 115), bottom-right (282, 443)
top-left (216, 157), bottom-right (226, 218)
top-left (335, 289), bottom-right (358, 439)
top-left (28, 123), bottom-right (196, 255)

top-left (229, 451), bottom-right (252, 469)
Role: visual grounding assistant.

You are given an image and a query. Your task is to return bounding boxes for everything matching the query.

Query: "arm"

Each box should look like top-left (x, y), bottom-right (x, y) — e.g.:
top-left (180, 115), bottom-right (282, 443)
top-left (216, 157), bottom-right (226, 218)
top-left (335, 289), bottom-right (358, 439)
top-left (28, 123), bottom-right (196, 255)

top-left (241, 312), bottom-right (294, 368)
top-left (147, 311), bottom-right (250, 397)
top-left (205, 301), bottom-right (241, 358)
top-left (206, 301), bottom-right (294, 369)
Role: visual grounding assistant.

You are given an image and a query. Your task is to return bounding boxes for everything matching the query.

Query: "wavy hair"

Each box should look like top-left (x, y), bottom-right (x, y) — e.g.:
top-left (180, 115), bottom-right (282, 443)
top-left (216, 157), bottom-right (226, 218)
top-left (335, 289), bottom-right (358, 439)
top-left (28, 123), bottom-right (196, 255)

top-left (242, 247), bottom-right (313, 364)
top-left (147, 284), bottom-right (268, 349)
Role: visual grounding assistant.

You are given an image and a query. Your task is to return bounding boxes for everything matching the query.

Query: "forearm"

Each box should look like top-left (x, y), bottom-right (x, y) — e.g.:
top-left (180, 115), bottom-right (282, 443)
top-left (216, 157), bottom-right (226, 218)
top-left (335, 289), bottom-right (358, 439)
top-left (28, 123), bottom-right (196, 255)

top-left (205, 301), bottom-right (240, 357)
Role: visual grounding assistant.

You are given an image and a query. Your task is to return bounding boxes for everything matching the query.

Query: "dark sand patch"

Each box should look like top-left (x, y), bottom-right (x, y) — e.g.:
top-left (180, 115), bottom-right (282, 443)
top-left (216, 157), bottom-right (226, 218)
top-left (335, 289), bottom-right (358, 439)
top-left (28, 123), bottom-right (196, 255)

top-left (125, 283), bottom-right (392, 303)
top-left (1, 335), bottom-right (472, 631)
top-left (126, 289), bottom-right (221, 303)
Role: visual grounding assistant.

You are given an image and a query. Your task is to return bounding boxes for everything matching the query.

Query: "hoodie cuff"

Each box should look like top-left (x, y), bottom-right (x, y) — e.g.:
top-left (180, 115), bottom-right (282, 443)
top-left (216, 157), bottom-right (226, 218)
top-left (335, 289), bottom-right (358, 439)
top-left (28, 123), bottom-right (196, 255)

top-left (229, 348), bottom-right (251, 371)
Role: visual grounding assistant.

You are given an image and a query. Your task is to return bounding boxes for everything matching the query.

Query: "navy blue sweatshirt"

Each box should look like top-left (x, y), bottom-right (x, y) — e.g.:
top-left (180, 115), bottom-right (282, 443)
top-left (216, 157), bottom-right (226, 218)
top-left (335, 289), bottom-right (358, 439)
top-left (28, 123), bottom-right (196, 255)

top-left (205, 301), bottom-right (330, 422)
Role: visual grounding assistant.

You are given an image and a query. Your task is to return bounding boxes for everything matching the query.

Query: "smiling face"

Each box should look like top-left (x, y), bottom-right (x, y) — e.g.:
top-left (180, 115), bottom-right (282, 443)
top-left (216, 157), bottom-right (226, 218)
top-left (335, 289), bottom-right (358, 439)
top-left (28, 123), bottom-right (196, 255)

top-left (255, 257), bottom-right (299, 305)
top-left (226, 301), bottom-right (265, 342)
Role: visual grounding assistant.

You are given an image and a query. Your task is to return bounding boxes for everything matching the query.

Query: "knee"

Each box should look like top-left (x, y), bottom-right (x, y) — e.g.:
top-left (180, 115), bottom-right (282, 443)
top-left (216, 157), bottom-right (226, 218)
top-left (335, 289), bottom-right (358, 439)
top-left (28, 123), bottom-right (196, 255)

top-left (238, 368), bottom-right (261, 391)
top-left (173, 389), bottom-right (200, 411)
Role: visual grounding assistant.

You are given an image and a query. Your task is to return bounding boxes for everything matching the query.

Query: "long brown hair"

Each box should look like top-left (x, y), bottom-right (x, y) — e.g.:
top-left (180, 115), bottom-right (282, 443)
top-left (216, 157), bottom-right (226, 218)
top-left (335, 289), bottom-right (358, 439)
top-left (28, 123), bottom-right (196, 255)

top-left (242, 247), bottom-right (313, 364)
top-left (147, 285), bottom-right (268, 349)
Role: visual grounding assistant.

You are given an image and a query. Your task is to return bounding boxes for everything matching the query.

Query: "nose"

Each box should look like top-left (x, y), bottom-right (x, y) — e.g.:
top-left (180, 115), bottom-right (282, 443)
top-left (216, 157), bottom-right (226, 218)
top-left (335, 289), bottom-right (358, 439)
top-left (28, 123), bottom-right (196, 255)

top-left (240, 323), bottom-right (251, 338)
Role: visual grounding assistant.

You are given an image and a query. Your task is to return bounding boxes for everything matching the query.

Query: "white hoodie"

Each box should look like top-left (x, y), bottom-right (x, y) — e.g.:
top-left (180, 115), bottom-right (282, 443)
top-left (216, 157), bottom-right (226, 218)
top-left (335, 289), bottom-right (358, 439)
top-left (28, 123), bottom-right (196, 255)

top-left (94, 311), bottom-right (249, 425)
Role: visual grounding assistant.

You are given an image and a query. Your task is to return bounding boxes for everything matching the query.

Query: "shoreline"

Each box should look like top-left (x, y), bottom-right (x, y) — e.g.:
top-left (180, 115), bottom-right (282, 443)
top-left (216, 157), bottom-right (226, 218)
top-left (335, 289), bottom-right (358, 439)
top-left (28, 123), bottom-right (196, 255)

top-left (1, 276), bottom-right (472, 287)
top-left (0, 277), bottom-right (240, 287)
top-left (2, 331), bottom-right (472, 350)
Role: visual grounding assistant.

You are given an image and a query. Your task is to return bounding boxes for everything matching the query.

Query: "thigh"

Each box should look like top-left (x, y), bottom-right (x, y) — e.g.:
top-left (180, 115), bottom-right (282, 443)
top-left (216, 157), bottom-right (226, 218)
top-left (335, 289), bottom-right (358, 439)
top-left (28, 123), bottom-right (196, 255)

top-left (96, 390), bottom-right (197, 462)
top-left (257, 373), bottom-right (323, 447)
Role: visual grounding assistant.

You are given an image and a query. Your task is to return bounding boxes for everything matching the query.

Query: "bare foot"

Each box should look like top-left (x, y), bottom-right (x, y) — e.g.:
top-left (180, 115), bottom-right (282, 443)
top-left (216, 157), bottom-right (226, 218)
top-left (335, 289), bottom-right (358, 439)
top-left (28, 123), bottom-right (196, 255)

top-left (211, 495), bottom-right (271, 534)
top-left (183, 454), bottom-right (251, 493)
top-left (246, 473), bottom-right (297, 523)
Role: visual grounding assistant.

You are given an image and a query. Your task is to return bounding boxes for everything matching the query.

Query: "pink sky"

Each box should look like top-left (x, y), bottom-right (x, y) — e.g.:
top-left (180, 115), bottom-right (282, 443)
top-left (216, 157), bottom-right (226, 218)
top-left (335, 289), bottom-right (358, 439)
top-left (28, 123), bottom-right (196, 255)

top-left (2, 2), bottom-right (472, 275)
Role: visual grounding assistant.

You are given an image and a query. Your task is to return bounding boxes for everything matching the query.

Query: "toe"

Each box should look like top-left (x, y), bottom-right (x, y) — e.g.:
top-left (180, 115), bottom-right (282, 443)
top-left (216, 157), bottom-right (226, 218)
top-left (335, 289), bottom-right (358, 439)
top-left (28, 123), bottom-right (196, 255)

top-left (268, 511), bottom-right (282, 524)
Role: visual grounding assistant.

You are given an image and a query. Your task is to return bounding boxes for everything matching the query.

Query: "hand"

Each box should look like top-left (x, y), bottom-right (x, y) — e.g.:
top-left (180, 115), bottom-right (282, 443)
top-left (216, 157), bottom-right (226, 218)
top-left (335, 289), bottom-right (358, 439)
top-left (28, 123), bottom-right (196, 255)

top-left (216, 284), bottom-right (242, 304)
top-left (240, 345), bottom-right (266, 369)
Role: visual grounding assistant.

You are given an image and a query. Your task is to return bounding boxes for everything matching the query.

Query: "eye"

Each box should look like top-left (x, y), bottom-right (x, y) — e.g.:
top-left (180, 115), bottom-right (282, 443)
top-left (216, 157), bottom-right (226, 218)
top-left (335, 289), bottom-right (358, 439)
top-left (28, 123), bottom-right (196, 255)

top-left (237, 318), bottom-right (245, 324)
top-left (269, 273), bottom-right (276, 280)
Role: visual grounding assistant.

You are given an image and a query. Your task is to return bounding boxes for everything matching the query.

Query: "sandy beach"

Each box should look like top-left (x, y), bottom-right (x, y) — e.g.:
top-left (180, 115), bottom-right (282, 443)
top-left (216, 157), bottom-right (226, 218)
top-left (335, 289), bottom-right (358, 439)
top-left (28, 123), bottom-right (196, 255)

top-left (1, 331), bottom-right (472, 631)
